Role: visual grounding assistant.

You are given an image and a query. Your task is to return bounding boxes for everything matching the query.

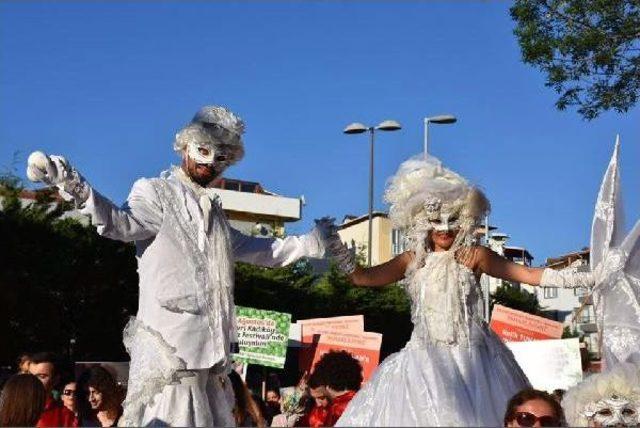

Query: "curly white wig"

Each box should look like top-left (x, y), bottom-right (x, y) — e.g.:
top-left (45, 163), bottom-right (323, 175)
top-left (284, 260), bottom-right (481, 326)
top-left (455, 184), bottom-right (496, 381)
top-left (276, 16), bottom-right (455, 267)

top-left (173, 105), bottom-right (245, 164)
top-left (562, 361), bottom-right (640, 426)
top-left (384, 155), bottom-right (490, 268)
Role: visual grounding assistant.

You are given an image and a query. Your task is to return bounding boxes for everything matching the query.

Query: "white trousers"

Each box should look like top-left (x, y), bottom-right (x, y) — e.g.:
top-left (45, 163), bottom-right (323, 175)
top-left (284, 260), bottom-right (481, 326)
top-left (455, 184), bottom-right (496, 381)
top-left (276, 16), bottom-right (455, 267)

top-left (141, 370), bottom-right (236, 427)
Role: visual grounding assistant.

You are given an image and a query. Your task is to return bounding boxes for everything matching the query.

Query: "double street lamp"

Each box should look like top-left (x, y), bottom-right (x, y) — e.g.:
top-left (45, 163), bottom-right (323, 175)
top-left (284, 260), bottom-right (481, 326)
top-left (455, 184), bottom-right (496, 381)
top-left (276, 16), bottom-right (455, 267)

top-left (423, 114), bottom-right (456, 157)
top-left (344, 120), bottom-right (402, 267)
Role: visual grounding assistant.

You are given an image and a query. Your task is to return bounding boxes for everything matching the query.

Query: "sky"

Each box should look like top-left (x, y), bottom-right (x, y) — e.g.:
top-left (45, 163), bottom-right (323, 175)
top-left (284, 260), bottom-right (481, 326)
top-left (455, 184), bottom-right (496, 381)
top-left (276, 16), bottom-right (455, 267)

top-left (1, 1), bottom-right (639, 265)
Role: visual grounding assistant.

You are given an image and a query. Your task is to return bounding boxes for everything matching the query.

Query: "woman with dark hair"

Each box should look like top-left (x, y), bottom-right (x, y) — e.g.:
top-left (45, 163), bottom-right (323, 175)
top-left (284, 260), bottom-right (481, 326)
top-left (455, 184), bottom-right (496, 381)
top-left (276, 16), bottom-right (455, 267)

top-left (504, 388), bottom-right (565, 427)
top-left (0, 373), bottom-right (47, 427)
top-left (77, 366), bottom-right (123, 427)
top-left (228, 370), bottom-right (266, 427)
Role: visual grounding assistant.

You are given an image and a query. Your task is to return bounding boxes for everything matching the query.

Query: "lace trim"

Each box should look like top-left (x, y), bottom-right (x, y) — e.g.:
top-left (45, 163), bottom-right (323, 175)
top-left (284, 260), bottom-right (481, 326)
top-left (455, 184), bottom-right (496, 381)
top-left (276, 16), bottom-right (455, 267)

top-left (119, 317), bottom-right (186, 427)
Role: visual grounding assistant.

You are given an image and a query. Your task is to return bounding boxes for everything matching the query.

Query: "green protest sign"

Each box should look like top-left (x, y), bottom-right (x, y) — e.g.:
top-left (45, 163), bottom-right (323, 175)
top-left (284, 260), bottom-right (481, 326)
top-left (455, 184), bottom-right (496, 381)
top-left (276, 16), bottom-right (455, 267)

top-left (233, 306), bottom-right (292, 368)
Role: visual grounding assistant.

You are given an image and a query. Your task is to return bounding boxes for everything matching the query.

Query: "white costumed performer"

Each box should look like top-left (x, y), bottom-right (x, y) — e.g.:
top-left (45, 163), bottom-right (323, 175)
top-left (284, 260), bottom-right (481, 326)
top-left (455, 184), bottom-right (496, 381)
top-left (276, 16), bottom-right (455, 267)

top-left (561, 137), bottom-right (640, 427)
top-left (26, 106), bottom-right (332, 427)
top-left (317, 153), bottom-right (601, 427)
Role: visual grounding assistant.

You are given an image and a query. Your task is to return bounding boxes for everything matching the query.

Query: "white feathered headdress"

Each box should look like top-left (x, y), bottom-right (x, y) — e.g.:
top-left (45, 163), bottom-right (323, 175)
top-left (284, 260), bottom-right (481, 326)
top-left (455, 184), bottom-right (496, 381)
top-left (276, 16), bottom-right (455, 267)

top-left (384, 155), bottom-right (489, 264)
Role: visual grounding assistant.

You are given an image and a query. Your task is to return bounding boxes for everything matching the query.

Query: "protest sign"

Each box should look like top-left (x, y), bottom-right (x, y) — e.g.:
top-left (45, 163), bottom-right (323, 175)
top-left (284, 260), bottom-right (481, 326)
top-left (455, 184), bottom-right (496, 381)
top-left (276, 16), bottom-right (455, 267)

top-left (506, 338), bottom-right (583, 391)
top-left (298, 315), bottom-right (365, 370)
top-left (310, 331), bottom-right (382, 382)
top-left (233, 306), bottom-right (292, 368)
top-left (490, 304), bottom-right (563, 342)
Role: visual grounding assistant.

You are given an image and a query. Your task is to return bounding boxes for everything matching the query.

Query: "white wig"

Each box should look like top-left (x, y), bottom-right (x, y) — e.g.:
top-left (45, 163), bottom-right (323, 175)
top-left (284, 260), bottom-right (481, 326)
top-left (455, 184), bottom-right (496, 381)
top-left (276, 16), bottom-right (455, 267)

top-left (562, 361), bottom-right (640, 426)
top-left (173, 105), bottom-right (245, 165)
top-left (384, 155), bottom-right (490, 267)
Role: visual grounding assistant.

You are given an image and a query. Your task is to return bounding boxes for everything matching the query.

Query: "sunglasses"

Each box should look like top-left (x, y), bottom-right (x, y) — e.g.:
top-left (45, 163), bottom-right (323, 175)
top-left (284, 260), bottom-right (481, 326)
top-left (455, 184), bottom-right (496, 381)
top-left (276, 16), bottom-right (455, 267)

top-left (62, 389), bottom-right (75, 397)
top-left (515, 412), bottom-right (560, 427)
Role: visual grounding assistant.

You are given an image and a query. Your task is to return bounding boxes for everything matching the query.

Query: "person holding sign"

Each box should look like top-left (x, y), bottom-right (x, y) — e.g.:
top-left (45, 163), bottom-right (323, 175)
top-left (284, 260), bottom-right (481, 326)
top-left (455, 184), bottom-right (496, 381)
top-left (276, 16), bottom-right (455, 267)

top-left (25, 106), bottom-right (332, 427)
top-left (320, 143), bottom-right (636, 427)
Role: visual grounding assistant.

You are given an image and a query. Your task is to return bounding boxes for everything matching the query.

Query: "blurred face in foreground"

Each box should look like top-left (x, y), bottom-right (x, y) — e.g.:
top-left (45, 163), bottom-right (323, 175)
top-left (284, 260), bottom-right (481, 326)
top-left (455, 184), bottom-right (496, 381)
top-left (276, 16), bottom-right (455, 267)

top-left (506, 398), bottom-right (560, 427)
top-left (87, 386), bottom-right (104, 411)
top-left (61, 382), bottom-right (76, 413)
top-left (309, 386), bottom-right (331, 408)
top-left (29, 362), bottom-right (55, 394)
top-left (430, 229), bottom-right (458, 251)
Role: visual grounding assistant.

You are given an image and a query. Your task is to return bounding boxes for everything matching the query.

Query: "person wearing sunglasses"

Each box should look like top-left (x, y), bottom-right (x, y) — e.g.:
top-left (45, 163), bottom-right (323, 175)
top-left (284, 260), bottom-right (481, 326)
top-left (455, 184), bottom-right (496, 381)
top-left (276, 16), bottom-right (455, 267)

top-left (504, 389), bottom-right (565, 427)
top-left (60, 380), bottom-right (78, 419)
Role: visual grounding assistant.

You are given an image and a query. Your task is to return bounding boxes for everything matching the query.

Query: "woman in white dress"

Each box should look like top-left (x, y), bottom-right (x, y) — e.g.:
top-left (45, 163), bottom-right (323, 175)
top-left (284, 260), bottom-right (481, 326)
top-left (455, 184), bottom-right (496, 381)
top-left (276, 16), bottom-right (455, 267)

top-left (320, 155), bottom-right (594, 427)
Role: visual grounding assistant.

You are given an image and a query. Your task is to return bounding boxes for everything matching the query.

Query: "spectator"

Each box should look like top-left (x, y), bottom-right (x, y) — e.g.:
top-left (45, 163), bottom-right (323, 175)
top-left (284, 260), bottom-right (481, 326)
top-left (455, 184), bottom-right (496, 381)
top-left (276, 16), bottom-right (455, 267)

top-left (228, 370), bottom-right (266, 427)
top-left (265, 388), bottom-right (282, 424)
top-left (307, 351), bottom-right (363, 426)
top-left (60, 379), bottom-right (78, 417)
top-left (77, 366), bottom-right (123, 427)
top-left (17, 353), bottom-right (33, 374)
top-left (504, 388), bottom-right (565, 427)
top-left (28, 352), bottom-right (76, 427)
top-left (0, 374), bottom-right (46, 427)
top-left (297, 375), bottom-right (330, 428)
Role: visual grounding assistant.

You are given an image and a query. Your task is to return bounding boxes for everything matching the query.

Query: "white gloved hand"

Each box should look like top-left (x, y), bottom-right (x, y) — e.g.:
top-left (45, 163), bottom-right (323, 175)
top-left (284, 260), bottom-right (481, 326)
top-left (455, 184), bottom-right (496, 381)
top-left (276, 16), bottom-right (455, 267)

top-left (26, 151), bottom-right (90, 204)
top-left (26, 151), bottom-right (70, 186)
top-left (313, 217), bottom-right (357, 274)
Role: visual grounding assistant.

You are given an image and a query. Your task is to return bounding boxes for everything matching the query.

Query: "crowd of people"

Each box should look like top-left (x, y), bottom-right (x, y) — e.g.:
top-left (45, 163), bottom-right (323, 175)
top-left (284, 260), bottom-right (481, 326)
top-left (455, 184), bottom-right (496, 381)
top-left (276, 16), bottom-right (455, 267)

top-left (4, 349), bottom-right (637, 427)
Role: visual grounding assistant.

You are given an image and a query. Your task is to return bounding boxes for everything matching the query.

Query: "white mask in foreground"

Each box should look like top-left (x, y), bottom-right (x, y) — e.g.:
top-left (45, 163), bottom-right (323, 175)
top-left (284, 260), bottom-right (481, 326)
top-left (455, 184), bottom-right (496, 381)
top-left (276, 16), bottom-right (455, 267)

top-left (581, 395), bottom-right (639, 427)
top-left (424, 196), bottom-right (463, 232)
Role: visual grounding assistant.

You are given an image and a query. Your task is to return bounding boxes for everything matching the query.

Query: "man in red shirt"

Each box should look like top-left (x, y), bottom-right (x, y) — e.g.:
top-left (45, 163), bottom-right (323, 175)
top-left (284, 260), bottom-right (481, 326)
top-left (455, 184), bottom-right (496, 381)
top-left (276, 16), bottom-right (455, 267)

top-left (306, 351), bottom-right (363, 427)
top-left (29, 352), bottom-right (77, 427)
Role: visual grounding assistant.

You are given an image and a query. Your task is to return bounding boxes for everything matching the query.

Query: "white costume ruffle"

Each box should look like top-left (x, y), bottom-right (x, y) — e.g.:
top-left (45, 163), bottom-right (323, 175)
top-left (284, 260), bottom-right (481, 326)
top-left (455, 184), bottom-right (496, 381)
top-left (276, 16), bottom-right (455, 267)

top-left (337, 252), bottom-right (530, 427)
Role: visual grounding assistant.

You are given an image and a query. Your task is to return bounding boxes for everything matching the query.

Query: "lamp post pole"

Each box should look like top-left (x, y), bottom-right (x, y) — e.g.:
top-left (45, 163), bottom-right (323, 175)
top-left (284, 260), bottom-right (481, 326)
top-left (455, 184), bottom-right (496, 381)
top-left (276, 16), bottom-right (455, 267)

top-left (344, 120), bottom-right (402, 267)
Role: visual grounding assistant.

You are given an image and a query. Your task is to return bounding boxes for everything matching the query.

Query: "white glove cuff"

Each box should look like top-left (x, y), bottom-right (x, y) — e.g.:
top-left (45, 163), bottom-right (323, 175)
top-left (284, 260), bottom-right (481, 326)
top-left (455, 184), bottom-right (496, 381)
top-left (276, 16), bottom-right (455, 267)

top-left (540, 267), bottom-right (595, 289)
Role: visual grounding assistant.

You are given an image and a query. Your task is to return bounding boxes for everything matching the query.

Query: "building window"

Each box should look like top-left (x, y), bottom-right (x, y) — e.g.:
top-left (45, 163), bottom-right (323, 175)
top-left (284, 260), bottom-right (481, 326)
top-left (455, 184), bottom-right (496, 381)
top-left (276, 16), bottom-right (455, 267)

top-left (579, 311), bottom-right (591, 323)
top-left (574, 287), bottom-right (588, 296)
top-left (543, 287), bottom-right (558, 299)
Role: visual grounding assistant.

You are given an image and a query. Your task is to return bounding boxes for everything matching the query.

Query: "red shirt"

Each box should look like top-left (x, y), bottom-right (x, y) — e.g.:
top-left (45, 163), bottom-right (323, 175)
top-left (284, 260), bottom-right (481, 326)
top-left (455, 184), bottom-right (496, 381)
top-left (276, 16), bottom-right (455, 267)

top-left (297, 405), bottom-right (329, 428)
top-left (36, 397), bottom-right (77, 428)
top-left (324, 391), bottom-right (356, 427)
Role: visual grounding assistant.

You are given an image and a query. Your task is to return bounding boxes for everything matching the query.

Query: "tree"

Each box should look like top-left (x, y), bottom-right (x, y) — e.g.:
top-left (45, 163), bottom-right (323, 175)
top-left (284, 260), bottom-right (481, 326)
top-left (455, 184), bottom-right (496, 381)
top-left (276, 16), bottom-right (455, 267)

top-left (511, 0), bottom-right (640, 119)
top-left (491, 282), bottom-right (543, 315)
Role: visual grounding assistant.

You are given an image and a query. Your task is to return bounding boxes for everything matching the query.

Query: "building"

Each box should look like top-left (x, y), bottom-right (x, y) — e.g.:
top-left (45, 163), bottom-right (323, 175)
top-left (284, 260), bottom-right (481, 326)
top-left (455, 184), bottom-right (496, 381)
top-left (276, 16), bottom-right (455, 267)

top-left (544, 249), bottom-right (598, 358)
top-left (210, 177), bottom-right (303, 237)
top-left (3, 177), bottom-right (304, 238)
top-left (337, 212), bottom-right (397, 266)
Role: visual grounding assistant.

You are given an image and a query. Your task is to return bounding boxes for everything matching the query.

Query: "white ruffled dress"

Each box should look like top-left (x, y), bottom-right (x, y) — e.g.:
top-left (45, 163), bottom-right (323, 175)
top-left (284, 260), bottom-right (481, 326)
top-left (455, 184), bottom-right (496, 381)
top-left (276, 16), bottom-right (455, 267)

top-left (337, 251), bottom-right (530, 427)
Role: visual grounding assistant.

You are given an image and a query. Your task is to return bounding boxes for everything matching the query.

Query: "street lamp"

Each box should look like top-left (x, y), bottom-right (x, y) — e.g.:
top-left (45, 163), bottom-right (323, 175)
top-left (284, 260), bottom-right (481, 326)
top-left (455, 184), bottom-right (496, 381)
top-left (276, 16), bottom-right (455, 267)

top-left (424, 114), bottom-right (457, 157)
top-left (344, 120), bottom-right (401, 267)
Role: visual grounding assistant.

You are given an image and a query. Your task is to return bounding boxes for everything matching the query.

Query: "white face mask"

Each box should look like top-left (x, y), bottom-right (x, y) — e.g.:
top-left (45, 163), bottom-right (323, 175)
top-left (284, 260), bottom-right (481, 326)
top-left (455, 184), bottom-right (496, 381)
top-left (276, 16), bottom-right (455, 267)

top-left (428, 211), bottom-right (461, 232)
top-left (187, 141), bottom-right (217, 165)
top-left (582, 396), bottom-right (639, 427)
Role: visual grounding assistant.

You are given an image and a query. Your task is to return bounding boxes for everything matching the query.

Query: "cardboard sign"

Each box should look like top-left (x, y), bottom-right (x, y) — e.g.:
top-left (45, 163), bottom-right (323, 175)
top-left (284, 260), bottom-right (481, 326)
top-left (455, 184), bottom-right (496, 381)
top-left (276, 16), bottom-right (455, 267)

top-left (299, 315), bottom-right (364, 338)
top-left (298, 315), bottom-right (365, 371)
top-left (310, 331), bottom-right (382, 382)
top-left (490, 304), bottom-right (563, 342)
top-left (507, 338), bottom-right (583, 391)
top-left (233, 306), bottom-right (292, 368)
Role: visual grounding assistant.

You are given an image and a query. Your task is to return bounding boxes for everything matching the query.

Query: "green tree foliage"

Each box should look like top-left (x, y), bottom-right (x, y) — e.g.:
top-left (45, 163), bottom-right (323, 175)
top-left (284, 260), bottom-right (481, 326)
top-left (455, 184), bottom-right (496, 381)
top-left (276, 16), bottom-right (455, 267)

top-left (490, 282), bottom-right (543, 315)
top-left (1, 176), bottom-right (412, 367)
top-left (0, 176), bottom-right (139, 365)
top-left (511, 0), bottom-right (640, 119)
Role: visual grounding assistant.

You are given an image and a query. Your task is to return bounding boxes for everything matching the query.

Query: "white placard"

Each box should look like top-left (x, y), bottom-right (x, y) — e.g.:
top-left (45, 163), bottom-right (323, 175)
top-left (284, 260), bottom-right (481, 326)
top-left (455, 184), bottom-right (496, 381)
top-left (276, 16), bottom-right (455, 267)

top-left (506, 338), bottom-right (583, 391)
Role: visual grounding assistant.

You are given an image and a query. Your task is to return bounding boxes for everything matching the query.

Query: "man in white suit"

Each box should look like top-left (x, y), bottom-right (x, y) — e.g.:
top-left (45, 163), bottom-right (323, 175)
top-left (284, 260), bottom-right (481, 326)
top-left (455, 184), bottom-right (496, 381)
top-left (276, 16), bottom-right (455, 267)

top-left (27, 105), bottom-right (330, 426)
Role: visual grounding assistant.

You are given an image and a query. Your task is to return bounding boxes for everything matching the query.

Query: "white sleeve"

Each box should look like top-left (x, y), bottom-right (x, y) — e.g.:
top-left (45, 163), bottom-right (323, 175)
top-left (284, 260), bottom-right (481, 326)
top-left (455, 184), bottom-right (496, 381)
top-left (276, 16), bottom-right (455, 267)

top-left (79, 178), bottom-right (163, 242)
top-left (230, 227), bottom-right (325, 267)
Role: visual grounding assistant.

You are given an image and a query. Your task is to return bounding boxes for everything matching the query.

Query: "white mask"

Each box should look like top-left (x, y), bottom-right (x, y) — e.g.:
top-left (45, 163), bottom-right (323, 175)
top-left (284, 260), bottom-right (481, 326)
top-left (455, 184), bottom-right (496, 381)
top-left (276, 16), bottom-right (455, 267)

top-left (582, 395), bottom-right (639, 427)
top-left (429, 211), bottom-right (461, 232)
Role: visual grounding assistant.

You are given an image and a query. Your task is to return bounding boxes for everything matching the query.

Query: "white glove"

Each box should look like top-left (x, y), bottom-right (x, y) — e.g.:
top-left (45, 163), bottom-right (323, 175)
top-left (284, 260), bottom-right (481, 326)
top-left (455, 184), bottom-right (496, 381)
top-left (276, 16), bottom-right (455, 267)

top-left (540, 267), bottom-right (595, 289)
top-left (314, 217), bottom-right (356, 274)
top-left (26, 151), bottom-right (90, 204)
